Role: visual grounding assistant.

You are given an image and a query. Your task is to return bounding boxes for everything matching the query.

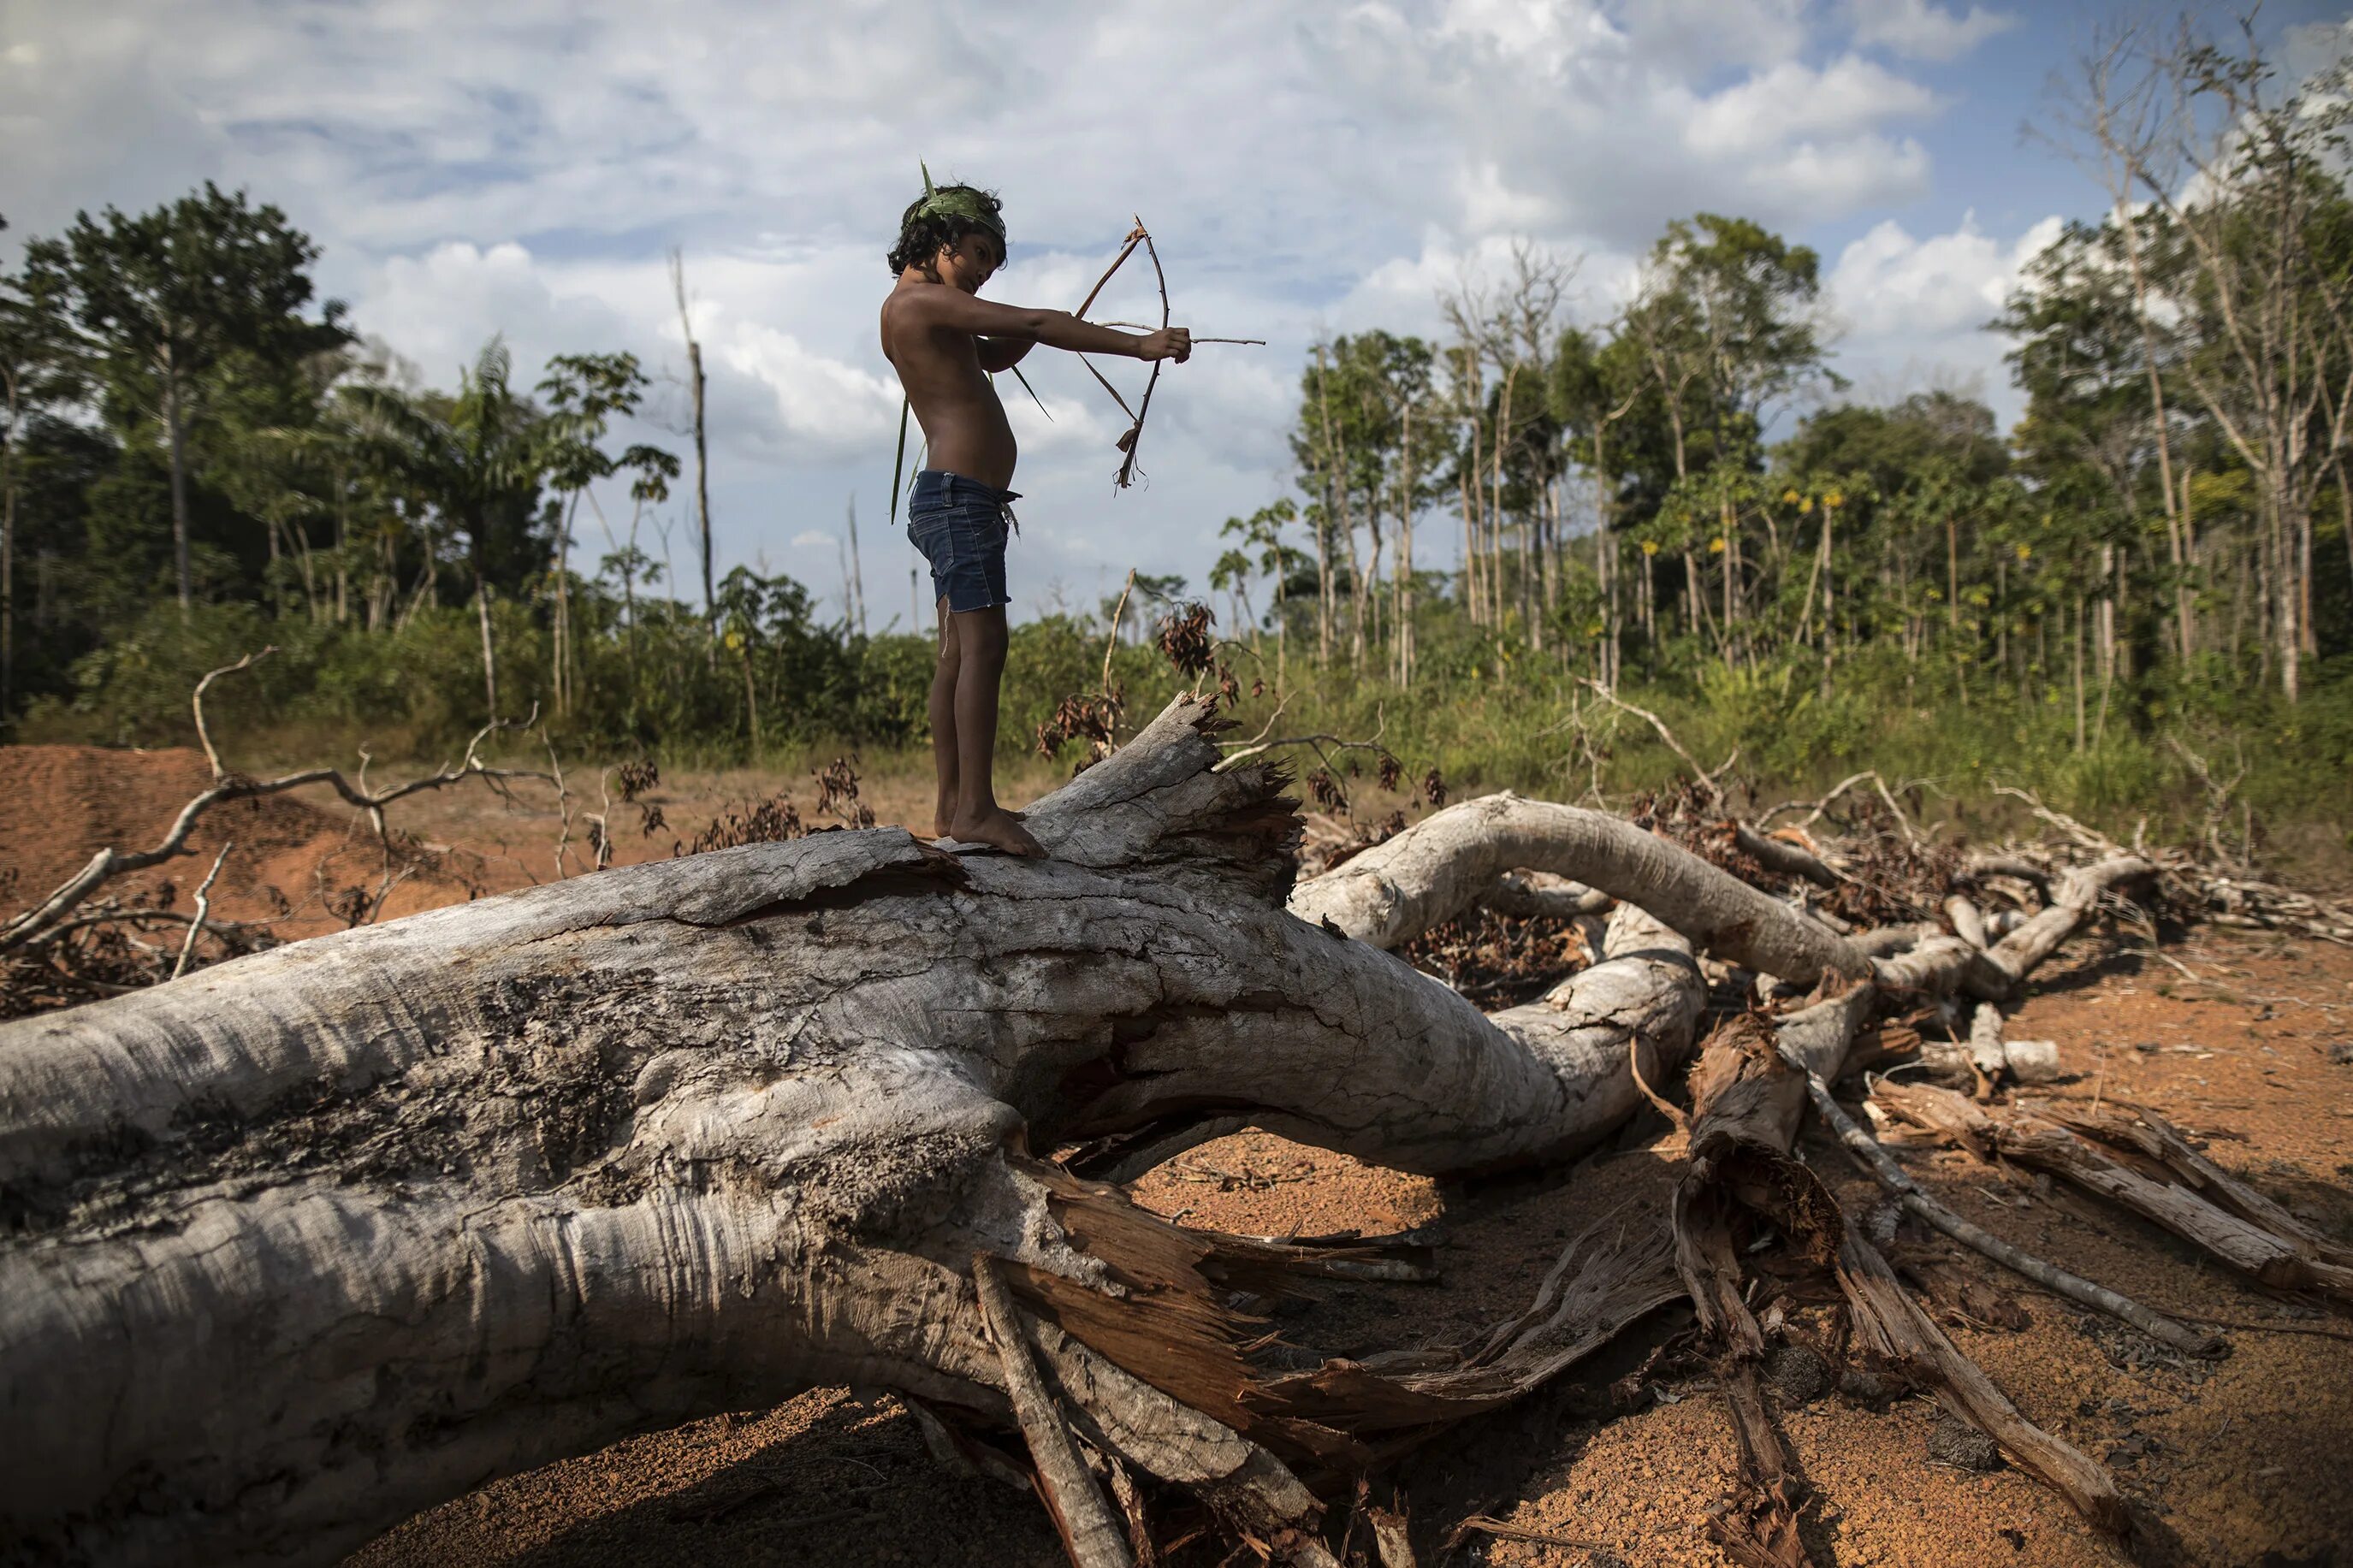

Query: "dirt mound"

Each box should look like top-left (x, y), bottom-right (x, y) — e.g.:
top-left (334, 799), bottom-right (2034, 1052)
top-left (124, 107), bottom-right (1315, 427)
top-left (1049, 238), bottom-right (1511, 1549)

top-left (0, 744), bottom-right (483, 939)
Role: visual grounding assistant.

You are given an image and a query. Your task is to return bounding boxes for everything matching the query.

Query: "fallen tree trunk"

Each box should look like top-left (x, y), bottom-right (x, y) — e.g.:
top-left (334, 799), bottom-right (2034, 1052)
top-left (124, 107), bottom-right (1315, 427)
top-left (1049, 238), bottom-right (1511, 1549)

top-left (0, 698), bottom-right (1710, 1567)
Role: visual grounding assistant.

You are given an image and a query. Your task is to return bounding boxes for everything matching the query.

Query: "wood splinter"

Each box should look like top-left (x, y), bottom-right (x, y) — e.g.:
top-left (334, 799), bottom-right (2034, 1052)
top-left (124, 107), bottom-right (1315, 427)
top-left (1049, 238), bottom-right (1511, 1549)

top-left (972, 1252), bottom-right (1135, 1568)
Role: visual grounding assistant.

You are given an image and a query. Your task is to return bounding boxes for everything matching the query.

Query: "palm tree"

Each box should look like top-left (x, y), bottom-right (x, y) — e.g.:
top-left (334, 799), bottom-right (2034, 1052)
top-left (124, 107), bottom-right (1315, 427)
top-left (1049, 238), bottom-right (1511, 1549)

top-left (341, 337), bottom-right (550, 719)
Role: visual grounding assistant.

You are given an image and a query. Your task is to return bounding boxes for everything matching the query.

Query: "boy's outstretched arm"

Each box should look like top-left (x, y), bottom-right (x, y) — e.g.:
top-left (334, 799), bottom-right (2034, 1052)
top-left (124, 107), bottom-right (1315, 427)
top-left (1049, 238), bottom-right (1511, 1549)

top-left (909, 288), bottom-right (1190, 362)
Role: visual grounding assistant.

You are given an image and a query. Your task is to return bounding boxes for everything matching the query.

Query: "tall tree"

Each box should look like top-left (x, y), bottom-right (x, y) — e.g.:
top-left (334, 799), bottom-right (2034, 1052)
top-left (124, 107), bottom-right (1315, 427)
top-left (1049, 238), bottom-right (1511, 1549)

top-left (1293, 332), bottom-right (1441, 671)
top-left (2121, 18), bottom-right (2352, 699)
top-left (21, 184), bottom-right (347, 614)
top-left (0, 217), bottom-right (57, 718)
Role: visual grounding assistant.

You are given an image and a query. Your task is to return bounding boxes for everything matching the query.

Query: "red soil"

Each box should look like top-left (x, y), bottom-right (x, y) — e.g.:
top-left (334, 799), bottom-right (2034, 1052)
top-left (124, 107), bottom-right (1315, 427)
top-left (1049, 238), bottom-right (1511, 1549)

top-left (0, 744), bottom-right (492, 939)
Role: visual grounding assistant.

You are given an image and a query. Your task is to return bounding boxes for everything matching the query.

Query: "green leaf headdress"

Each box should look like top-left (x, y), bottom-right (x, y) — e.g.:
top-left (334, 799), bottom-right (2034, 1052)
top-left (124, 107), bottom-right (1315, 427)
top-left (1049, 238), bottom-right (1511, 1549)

top-left (913, 159), bottom-right (1005, 249)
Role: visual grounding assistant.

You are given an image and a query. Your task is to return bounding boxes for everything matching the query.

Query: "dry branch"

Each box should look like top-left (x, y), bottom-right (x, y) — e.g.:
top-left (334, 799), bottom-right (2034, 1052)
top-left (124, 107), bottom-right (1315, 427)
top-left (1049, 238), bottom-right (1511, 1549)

top-left (1876, 1084), bottom-right (2353, 1309)
top-left (1802, 1067), bottom-right (2221, 1356)
top-left (974, 1251), bottom-right (1134, 1568)
top-left (0, 653), bottom-right (554, 955)
top-left (167, 841), bottom-right (233, 982)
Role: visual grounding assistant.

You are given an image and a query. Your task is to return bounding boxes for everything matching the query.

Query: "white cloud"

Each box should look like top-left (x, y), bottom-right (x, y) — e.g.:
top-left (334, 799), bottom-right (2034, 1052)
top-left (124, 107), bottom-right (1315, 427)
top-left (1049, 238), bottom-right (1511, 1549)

top-left (1846, 0), bottom-right (2018, 62)
top-left (1683, 56), bottom-right (1941, 154)
top-left (723, 327), bottom-right (902, 463)
top-left (1827, 212), bottom-right (2064, 418)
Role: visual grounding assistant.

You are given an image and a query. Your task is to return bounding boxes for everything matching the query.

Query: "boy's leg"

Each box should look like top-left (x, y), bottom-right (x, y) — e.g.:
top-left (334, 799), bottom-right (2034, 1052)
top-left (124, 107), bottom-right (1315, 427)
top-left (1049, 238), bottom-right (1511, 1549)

top-left (946, 606), bottom-right (1045, 857)
top-left (928, 595), bottom-right (960, 839)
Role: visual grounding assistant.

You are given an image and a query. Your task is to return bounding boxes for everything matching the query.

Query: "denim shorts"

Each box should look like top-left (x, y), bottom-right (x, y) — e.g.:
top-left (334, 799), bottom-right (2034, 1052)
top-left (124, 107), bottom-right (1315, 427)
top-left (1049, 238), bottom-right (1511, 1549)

top-left (908, 470), bottom-right (1018, 614)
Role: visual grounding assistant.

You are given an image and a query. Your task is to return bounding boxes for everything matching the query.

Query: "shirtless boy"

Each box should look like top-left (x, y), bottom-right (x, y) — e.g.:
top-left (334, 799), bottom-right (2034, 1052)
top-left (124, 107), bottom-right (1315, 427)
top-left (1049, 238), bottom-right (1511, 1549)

top-left (881, 180), bottom-right (1190, 857)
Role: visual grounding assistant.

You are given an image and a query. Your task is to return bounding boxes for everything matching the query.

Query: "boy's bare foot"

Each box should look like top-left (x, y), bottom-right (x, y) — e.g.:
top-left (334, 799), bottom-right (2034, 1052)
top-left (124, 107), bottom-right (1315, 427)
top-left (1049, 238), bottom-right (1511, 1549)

top-left (948, 805), bottom-right (1046, 858)
top-left (935, 805), bottom-right (1022, 841)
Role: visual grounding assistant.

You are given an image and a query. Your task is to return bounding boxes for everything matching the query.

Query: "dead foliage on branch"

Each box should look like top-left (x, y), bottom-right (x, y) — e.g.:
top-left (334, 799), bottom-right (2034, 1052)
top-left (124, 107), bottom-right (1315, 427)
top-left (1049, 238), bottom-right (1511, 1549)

top-left (672, 756), bottom-right (882, 857)
top-left (1397, 904), bottom-right (1601, 1006)
top-left (0, 879), bottom-right (278, 1021)
top-left (812, 754), bottom-right (877, 828)
top-left (1038, 688), bottom-right (1127, 768)
top-left (678, 794), bottom-right (806, 856)
top-left (1153, 601), bottom-right (1215, 680)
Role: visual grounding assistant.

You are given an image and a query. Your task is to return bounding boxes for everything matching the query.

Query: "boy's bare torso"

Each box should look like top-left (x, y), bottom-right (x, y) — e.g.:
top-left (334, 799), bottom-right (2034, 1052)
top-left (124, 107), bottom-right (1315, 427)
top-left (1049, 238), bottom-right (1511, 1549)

top-left (880, 274), bottom-right (1019, 490)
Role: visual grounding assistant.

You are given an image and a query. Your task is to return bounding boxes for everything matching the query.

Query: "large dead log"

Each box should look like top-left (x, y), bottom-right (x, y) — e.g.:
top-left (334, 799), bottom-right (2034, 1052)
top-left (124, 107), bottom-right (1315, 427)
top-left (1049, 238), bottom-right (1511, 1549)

top-left (0, 698), bottom-right (1710, 1567)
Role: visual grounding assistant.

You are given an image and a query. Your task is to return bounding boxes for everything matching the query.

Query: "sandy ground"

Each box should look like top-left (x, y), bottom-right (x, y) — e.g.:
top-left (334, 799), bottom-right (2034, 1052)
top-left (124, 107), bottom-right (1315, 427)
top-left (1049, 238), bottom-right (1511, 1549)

top-left (4, 743), bottom-right (2350, 1567)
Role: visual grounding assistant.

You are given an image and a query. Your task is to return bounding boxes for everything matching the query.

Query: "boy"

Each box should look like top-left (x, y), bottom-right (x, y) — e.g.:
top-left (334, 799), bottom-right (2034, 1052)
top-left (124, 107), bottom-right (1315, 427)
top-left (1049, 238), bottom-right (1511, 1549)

top-left (881, 180), bottom-right (1189, 857)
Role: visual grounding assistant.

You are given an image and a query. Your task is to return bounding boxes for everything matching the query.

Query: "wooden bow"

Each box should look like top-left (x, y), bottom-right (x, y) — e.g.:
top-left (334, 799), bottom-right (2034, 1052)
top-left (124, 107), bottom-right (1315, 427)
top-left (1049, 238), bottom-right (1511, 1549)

top-left (1072, 216), bottom-right (1171, 489)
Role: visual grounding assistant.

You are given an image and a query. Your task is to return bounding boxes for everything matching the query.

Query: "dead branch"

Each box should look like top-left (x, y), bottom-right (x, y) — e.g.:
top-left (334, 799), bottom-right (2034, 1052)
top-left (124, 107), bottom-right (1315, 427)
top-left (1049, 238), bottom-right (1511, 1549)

top-left (1730, 822), bottom-right (1840, 888)
top-left (1764, 769), bottom-right (1877, 829)
top-left (1876, 1084), bottom-right (2353, 1309)
top-left (191, 647), bottom-right (276, 778)
top-left (1482, 869), bottom-right (1613, 921)
top-left (973, 1252), bottom-right (1134, 1568)
top-left (1442, 1513), bottom-right (1605, 1551)
top-left (167, 843), bottom-right (233, 982)
top-left (1799, 1062), bottom-right (2222, 1356)
top-left (1102, 567), bottom-right (1136, 698)
top-left (1578, 677), bottom-right (1735, 804)
top-left (1, 653), bottom-right (556, 954)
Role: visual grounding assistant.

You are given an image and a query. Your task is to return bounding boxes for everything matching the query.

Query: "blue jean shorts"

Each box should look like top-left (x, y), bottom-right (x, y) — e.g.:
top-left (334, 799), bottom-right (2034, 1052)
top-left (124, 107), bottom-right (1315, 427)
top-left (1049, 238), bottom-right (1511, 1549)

top-left (908, 470), bottom-right (1018, 614)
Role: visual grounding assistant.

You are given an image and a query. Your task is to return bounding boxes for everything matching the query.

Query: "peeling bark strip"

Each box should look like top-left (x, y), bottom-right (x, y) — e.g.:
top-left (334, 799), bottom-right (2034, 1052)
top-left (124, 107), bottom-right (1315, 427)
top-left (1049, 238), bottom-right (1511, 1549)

top-left (0, 698), bottom-right (1712, 1567)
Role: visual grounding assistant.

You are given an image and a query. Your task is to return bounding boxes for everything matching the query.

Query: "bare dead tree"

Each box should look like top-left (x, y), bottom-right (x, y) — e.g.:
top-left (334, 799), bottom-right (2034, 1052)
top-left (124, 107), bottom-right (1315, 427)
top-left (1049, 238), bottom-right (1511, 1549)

top-left (2115, 16), bottom-right (2353, 700)
top-left (671, 247), bottom-right (715, 624)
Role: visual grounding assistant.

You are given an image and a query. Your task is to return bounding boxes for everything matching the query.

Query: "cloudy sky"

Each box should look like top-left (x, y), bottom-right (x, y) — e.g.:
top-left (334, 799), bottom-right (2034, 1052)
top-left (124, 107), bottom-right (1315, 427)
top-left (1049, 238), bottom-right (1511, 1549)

top-left (3, 1), bottom-right (2345, 627)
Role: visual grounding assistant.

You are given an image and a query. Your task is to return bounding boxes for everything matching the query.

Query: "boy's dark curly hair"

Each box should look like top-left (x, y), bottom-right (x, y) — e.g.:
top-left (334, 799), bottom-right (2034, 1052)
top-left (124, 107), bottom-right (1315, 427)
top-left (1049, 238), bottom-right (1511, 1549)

top-left (887, 184), bottom-right (1006, 277)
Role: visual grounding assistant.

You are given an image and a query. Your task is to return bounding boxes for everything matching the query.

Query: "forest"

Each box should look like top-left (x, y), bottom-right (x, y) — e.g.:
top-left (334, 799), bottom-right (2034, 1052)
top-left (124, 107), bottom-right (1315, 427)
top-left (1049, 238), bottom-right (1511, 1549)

top-left (3, 26), bottom-right (2351, 855)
